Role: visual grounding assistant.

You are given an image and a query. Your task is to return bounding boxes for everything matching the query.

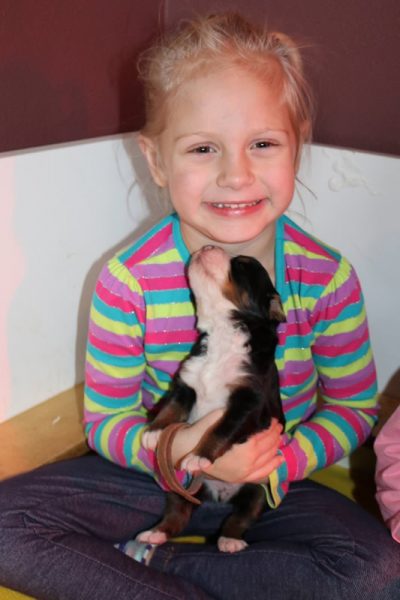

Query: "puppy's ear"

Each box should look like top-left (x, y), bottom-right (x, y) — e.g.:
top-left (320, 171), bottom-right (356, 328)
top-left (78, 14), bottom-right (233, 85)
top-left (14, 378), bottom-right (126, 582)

top-left (269, 295), bottom-right (286, 322)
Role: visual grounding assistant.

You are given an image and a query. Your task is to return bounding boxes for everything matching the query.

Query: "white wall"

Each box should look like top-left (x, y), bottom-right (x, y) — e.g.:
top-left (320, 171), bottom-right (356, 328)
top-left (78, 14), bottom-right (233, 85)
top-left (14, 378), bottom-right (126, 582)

top-left (292, 146), bottom-right (400, 392)
top-left (0, 136), bottom-right (399, 422)
top-left (0, 134), bottom-right (165, 421)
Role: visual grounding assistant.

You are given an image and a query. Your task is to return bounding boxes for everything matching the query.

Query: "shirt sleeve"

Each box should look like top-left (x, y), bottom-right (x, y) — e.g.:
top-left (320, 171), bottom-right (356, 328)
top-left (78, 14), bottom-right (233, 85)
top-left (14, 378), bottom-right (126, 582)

top-left (374, 406), bottom-right (400, 542)
top-left (83, 256), bottom-right (190, 490)
top-left (266, 258), bottom-right (379, 508)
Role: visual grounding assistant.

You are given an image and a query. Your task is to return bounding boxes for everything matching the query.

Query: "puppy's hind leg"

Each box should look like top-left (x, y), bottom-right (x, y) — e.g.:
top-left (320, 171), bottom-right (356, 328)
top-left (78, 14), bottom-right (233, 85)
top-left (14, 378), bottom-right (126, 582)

top-left (218, 484), bottom-right (266, 553)
top-left (137, 492), bottom-right (194, 545)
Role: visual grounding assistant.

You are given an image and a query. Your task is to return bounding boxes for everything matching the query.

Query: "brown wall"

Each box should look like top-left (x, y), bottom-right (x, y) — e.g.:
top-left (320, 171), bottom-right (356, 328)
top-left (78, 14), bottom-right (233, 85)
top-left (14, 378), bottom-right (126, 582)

top-left (1, 0), bottom-right (399, 155)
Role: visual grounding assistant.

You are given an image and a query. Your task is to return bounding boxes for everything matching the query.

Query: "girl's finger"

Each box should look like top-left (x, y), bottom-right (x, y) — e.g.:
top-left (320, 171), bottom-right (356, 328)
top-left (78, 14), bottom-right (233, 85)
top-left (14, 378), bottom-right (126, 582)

top-left (252, 427), bottom-right (282, 455)
top-left (251, 444), bottom-right (281, 471)
top-left (244, 455), bottom-right (285, 483)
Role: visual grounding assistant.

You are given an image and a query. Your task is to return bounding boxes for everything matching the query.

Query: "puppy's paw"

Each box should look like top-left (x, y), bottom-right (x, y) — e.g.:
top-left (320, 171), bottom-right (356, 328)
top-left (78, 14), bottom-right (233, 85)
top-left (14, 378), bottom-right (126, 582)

top-left (136, 529), bottom-right (168, 545)
top-left (217, 536), bottom-right (248, 553)
top-left (180, 453), bottom-right (211, 472)
top-left (142, 429), bottom-right (161, 451)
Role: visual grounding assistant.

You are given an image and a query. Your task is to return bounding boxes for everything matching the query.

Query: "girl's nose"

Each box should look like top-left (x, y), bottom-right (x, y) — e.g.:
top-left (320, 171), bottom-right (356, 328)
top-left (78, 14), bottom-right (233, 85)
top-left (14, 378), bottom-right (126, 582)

top-left (216, 152), bottom-right (255, 190)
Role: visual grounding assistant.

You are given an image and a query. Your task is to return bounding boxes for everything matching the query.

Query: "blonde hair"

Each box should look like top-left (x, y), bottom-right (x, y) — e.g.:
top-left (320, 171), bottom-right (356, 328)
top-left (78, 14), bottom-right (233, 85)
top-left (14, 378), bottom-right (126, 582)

top-left (137, 13), bottom-right (314, 165)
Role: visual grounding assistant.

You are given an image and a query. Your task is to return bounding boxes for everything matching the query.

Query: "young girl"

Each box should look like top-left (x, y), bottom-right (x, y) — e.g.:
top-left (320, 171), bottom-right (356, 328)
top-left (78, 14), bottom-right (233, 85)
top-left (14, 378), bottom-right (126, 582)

top-left (1, 13), bottom-right (399, 600)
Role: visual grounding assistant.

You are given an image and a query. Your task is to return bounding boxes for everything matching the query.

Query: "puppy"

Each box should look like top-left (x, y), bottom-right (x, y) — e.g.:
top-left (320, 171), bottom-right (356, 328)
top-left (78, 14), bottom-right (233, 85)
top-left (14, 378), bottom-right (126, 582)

top-left (139, 246), bottom-right (285, 552)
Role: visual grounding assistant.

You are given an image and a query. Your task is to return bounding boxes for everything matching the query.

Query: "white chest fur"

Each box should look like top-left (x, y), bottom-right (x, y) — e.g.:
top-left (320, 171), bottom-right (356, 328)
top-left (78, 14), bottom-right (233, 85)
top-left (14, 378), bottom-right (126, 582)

top-left (180, 316), bottom-right (249, 423)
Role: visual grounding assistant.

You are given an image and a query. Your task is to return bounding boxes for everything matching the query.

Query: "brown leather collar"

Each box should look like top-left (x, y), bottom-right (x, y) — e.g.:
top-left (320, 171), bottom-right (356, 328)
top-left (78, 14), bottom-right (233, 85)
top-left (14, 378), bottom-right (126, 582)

top-left (156, 423), bottom-right (203, 505)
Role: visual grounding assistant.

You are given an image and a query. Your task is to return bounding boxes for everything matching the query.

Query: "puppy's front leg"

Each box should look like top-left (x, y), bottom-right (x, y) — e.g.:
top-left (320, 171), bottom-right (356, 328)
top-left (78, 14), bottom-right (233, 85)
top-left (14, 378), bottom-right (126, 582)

top-left (182, 386), bottom-right (261, 469)
top-left (142, 378), bottom-right (196, 451)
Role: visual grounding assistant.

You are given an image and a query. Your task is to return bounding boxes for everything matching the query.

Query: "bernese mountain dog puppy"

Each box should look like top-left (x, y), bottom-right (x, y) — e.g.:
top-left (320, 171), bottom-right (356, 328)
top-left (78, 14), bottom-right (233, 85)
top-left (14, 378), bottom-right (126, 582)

top-left (139, 245), bottom-right (286, 552)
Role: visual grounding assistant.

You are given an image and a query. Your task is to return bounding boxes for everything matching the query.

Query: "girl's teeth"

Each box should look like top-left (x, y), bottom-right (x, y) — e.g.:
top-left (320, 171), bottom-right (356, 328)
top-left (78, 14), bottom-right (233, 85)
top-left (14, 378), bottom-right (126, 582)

top-left (211, 200), bottom-right (260, 209)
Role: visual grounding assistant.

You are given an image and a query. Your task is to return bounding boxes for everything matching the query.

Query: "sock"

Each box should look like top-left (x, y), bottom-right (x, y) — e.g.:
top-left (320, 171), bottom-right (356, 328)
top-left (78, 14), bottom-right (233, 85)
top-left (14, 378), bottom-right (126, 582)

top-left (114, 538), bottom-right (156, 565)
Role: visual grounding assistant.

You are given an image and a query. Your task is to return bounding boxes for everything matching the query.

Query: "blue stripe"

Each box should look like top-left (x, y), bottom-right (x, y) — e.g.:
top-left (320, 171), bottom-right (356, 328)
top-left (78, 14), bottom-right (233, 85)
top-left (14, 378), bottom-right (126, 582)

top-left (298, 284), bottom-right (328, 299)
top-left (88, 342), bottom-right (145, 368)
top-left (93, 419), bottom-right (109, 453)
top-left (323, 382), bottom-right (378, 403)
top-left (92, 294), bottom-right (139, 326)
top-left (85, 385), bottom-right (140, 409)
top-left (280, 370), bottom-right (317, 396)
top-left (285, 401), bottom-right (313, 423)
top-left (118, 217), bottom-right (173, 264)
top-left (123, 423), bottom-right (149, 468)
top-left (147, 368), bottom-right (174, 384)
top-left (314, 340), bottom-right (370, 368)
top-left (275, 334), bottom-right (314, 357)
top-left (318, 410), bottom-right (358, 450)
top-left (282, 215), bottom-right (341, 262)
top-left (145, 342), bottom-right (194, 355)
top-left (313, 302), bottom-right (363, 334)
top-left (172, 213), bottom-right (191, 264)
top-left (301, 426), bottom-right (327, 470)
top-left (144, 289), bottom-right (192, 304)
top-left (143, 380), bottom-right (169, 399)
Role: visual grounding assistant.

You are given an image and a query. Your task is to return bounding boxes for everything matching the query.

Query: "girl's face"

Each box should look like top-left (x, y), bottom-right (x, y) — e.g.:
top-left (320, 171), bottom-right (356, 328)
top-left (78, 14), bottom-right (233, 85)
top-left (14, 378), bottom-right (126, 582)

top-left (141, 66), bottom-right (297, 253)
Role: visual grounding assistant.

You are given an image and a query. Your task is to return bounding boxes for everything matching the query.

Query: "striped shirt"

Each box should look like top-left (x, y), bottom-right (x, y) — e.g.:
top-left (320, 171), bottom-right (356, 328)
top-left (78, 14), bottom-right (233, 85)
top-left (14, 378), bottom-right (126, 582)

top-left (84, 212), bottom-right (378, 507)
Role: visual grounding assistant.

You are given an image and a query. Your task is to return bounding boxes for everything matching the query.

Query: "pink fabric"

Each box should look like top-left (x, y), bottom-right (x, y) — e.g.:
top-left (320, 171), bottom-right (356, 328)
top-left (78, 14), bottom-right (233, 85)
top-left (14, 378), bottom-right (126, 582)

top-left (374, 405), bottom-right (400, 543)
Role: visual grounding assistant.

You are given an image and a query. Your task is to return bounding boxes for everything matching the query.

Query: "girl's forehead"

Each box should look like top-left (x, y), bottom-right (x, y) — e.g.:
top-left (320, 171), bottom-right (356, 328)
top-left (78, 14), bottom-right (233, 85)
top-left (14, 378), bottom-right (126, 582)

top-left (163, 66), bottom-right (293, 139)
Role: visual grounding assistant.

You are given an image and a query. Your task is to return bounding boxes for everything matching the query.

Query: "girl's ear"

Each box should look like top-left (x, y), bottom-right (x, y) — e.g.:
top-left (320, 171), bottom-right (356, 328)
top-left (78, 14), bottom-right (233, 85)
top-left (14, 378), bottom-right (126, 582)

top-left (300, 119), bottom-right (311, 144)
top-left (294, 120), bottom-right (311, 172)
top-left (138, 134), bottom-right (168, 187)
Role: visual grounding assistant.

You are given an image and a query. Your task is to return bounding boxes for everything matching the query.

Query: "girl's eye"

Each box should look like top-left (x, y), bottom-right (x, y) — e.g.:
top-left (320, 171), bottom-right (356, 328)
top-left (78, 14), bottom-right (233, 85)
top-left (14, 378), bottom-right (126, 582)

top-left (252, 141), bottom-right (277, 149)
top-left (190, 145), bottom-right (215, 154)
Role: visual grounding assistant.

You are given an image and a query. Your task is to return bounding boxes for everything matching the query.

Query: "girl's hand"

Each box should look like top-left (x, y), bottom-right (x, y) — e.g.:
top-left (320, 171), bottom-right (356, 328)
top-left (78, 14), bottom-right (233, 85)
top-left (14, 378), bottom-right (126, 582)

top-left (201, 419), bottom-right (284, 484)
top-left (170, 410), bottom-right (284, 484)
top-left (170, 409), bottom-right (225, 466)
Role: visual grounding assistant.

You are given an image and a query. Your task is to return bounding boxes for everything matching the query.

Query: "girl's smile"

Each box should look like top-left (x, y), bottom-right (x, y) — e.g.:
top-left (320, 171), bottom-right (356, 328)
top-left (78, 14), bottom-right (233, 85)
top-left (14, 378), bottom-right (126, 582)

top-left (205, 198), bottom-right (266, 217)
top-left (140, 66), bottom-right (297, 265)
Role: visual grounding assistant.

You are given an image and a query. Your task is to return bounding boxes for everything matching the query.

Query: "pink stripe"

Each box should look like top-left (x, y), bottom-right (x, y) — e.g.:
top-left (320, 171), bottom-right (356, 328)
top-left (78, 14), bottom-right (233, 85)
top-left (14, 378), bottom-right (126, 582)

top-left (284, 386), bottom-right (315, 412)
top-left (316, 322), bottom-right (367, 347)
top-left (145, 330), bottom-right (198, 345)
top-left (287, 266), bottom-right (332, 286)
top-left (96, 279), bottom-right (137, 313)
top-left (282, 437), bottom-right (308, 480)
top-left (115, 418), bottom-right (139, 465)
top-left (325, 371), bottom-right (376, 399)
top-left (89, 322), bottom-right (143, 350)
top-left (87, 375), bottom-right (140, 399)
top-left (280, 365), bottom-right (314, 387)
top-left (310, 422), bottom-right (336, 464)
top-left (89, 331), bottom-right (143, 357)
top-left (281, 441), bottom-right (299, 480)
top-left (331, 406), bottom-right (375, 443)
top-left (286, 223), bottom-right (334, 260)
top-left (143, 275), bottom-right (189, 291)
top-left (279, 319), bottom-right (311, 341)
top-left (312, 287), bottom-right (361, 324)
top-left (125, 224), bottom-right (173, 268)
top-left (87, 420), bottom-right (101, 448)
top-left (315, 328), bottom-right (369, 357)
